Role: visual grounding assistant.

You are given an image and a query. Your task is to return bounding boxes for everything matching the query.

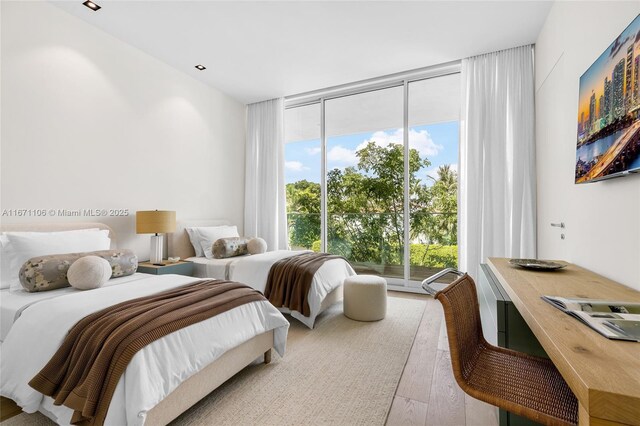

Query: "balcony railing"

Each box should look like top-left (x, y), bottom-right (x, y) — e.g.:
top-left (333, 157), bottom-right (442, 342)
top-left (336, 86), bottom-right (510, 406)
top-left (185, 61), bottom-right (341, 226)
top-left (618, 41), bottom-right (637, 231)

top-left (287, 211), bottom-right (457, 282)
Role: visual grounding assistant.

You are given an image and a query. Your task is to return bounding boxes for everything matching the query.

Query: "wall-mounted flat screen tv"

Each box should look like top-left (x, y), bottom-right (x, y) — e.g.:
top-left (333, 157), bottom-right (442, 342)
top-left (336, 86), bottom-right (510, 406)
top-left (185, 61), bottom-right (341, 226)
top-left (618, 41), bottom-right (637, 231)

top-left (576, 14), bottom-right (640, 183)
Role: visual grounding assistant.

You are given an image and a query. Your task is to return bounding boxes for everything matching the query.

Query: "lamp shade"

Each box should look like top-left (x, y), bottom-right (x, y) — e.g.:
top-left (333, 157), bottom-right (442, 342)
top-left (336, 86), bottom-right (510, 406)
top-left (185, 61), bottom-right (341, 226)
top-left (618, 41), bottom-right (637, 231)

top-left (136, 210), bottom-right (176, 234)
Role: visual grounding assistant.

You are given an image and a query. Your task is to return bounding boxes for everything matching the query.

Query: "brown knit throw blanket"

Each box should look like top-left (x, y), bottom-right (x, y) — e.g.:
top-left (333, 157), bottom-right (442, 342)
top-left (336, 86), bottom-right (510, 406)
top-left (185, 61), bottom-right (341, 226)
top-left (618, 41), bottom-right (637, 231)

top-left (29, 280), bottom-right (265, 426)
top-left (264, 252), bottom-right (346, 317)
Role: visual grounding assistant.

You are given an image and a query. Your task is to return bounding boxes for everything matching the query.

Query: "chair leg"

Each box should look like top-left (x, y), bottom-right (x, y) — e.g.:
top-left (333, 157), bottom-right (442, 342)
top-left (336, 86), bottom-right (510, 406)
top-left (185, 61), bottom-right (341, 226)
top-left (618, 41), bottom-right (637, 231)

top-left (264, 349), bottom-right (272, 364)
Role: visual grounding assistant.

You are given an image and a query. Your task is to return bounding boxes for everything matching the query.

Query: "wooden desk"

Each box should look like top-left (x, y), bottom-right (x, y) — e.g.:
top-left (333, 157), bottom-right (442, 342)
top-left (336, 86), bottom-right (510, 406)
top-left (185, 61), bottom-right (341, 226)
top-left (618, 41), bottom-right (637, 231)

top-left (487, 258), bottom-right (640, 426)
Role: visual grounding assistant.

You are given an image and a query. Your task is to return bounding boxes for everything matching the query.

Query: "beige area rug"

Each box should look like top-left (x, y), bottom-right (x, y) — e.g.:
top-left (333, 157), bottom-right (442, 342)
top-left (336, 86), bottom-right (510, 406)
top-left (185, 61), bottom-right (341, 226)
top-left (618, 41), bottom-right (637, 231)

top-left (3, 297), bottom-right (425, 426)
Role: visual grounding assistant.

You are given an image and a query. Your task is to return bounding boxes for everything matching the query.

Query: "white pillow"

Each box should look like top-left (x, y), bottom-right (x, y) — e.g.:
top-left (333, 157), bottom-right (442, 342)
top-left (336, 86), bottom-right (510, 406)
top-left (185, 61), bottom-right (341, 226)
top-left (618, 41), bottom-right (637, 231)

top-left (0, 235), bottom-right (11, 289)
top-left (2, 229), bottom-right (110, 291)
top-left (185, 226), bottom-right (239, 258)
top-left (68, 256), bottom-right (112, 290)
top-left (185, 227), bottom-right (204, 257)
top-left (1, 230), bottom-right (101, 289)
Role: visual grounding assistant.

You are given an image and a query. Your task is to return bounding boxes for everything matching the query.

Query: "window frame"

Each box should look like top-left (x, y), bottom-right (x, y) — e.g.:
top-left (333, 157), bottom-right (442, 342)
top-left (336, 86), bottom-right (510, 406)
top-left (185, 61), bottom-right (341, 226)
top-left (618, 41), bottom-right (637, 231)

top-left (285, 61), bottom-right (461, 291)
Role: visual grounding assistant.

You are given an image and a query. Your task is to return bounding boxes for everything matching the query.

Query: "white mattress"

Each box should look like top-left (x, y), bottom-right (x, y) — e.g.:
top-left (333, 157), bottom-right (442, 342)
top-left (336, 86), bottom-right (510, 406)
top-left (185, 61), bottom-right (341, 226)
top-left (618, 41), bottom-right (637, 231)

top-left (0, 273), bottom-right (149, 342)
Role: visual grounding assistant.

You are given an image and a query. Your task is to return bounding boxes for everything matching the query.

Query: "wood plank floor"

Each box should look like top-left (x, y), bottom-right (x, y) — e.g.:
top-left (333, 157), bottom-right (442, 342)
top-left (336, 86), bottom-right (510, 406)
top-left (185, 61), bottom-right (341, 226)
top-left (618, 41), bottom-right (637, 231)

top-left (0, 397), bottom-right (21, 422)
top-left (0, 291), bottom-right (498, 425)
top-left (386, 291), bottom-right (498, 426)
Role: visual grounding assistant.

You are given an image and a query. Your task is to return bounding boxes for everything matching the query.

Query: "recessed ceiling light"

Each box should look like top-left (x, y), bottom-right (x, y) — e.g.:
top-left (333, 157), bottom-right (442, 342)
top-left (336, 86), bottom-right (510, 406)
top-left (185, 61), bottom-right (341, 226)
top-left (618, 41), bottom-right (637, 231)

top-left (82, 0), bottom-right (101, 11)
top-left (195, 65), bottom-right (206, 71)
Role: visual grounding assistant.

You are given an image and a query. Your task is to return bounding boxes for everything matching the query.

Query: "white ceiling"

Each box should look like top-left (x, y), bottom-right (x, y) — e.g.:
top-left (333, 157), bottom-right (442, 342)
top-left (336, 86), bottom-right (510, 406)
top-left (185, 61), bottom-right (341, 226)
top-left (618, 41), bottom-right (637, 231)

top-left (52, 1), bottom-right (553, 105)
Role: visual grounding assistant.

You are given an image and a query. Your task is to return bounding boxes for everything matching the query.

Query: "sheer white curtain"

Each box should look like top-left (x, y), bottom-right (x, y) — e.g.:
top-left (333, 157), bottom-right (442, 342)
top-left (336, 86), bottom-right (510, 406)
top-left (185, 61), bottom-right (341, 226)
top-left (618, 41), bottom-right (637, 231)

top-left (244, 98), bottom-right (288, 250)
top-left (459, 45), bottom-right (536, 280)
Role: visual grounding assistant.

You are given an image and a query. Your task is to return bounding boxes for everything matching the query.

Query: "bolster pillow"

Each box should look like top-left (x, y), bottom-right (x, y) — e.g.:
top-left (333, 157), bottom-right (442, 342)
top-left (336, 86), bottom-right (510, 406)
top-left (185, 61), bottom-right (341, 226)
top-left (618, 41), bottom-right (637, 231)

top-left (19, 249), bottom-right (138, 292)
top-left (212, 237), bottom-right (250, 259)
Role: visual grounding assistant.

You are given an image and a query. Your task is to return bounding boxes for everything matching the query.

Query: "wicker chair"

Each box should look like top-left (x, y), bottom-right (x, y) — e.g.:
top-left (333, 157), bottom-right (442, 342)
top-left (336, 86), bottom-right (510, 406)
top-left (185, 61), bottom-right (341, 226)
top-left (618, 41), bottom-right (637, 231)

top-left (434, 274), bottom-right (578, 426)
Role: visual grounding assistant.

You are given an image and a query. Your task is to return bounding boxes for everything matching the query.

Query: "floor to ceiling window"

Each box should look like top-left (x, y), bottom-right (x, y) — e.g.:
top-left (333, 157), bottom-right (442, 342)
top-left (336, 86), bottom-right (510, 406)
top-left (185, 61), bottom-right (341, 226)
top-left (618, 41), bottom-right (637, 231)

top-left (284, 65), bottom-right (460, 289)
top-left (407, 74), bottom-right (460, 283)
top-left (326, 86), bottom-right (405, 280)
top-left (284, 103), bottom-right (321, 252)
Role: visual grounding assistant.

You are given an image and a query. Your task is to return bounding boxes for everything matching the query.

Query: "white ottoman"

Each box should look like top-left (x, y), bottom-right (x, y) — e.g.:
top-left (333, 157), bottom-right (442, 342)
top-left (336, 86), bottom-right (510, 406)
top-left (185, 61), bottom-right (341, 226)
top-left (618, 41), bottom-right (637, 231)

top-left (343, 275), bottom-right (387, 321)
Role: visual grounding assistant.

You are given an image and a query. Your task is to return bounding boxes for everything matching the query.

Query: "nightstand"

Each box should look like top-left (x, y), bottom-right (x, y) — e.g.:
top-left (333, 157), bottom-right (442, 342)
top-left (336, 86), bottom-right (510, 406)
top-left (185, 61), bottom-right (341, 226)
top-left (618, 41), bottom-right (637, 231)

top-left (137, 260), bottom-right (194, 276)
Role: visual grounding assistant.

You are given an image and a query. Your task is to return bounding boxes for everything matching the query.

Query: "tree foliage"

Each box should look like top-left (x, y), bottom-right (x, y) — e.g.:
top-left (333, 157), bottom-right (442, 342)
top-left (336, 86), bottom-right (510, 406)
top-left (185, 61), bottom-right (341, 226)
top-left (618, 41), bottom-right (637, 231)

top-left (286, 141), bottom-right (458, 269)
top-left (286, 180), bottom-right (321, 250)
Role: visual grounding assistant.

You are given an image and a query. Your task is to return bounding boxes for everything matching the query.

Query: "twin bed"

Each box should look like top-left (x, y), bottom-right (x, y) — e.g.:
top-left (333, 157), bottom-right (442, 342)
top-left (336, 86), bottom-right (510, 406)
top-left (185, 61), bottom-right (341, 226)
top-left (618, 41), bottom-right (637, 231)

top-left (1, 221), bottom-right (355, 425)
top-left (169, 220), bottom-right (355, 329)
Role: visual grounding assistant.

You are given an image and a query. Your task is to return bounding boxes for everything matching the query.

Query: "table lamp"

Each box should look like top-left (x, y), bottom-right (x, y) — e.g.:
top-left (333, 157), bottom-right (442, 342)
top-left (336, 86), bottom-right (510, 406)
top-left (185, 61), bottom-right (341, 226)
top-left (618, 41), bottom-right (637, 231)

top-left (136, 210), bottom-right (176, 264)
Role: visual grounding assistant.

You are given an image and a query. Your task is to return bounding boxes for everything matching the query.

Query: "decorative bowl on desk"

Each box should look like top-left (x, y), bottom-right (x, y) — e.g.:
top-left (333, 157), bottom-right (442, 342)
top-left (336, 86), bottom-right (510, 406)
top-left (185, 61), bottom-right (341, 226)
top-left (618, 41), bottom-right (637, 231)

top-left (509, 259), bottom-right (566, 271)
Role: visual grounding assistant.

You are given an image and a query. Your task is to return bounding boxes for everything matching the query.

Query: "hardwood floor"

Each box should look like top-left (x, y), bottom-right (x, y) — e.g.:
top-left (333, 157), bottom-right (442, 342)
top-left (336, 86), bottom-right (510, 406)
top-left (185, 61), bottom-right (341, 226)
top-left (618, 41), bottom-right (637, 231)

top-left (387, 291), bottom-right (498, 426)
top-left (0, 291), bottom-right (498, 425)
top-left (0, 397), bottom-right (21, 422)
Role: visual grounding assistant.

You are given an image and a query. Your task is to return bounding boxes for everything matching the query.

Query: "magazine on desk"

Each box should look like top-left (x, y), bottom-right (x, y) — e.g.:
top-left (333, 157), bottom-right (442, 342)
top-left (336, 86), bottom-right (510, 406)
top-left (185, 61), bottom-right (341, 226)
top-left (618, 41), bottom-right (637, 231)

top-left (541, 296), bottom-right (640, 342)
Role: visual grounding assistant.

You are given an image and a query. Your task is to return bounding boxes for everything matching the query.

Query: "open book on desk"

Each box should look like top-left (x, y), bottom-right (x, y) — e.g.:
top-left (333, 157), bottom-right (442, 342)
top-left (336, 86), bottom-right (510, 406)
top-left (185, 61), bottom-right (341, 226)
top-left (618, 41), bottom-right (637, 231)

top-left (541, 296), bottom-right (640, 342)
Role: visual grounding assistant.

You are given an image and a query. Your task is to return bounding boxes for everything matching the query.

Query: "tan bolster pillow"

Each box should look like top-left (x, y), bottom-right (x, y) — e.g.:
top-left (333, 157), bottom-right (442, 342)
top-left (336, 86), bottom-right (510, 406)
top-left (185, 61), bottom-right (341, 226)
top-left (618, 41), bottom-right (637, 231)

top-left (19, 249), bottom-right (138, 292)
top-left (212, 237), bottom-right (250, 259)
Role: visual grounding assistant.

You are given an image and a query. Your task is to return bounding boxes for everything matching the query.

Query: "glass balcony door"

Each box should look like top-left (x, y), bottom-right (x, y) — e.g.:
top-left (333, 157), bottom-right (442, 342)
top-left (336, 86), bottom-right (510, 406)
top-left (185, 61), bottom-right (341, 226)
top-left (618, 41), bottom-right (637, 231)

top-left (284, 68), bottom-right (460, 289)
top-left (284, 103), bottom-right (321, 252)
top-left (407, 74), bottom-right (460, 285)
top-left (325, 86), bottom-right (405, 281)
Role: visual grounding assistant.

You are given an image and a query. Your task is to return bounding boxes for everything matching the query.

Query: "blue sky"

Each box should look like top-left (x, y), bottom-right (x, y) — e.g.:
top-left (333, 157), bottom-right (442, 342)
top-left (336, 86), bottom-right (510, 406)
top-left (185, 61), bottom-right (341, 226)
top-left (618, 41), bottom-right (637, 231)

top-left (284, 121), bottom-right (459, 186)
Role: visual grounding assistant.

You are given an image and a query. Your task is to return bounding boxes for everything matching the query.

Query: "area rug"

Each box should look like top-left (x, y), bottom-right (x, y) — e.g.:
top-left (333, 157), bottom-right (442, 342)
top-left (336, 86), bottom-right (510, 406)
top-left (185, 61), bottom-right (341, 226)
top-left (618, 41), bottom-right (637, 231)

top-left (3, 297), bottom-right (425, 426)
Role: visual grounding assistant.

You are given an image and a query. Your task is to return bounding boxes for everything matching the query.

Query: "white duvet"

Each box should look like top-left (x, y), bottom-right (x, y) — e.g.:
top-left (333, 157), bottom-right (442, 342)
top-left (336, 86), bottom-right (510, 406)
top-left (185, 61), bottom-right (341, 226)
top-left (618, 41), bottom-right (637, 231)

top-left (188, 250), bottom-right (356, 328)
top-left (0, 273), bottom-right (289, 425)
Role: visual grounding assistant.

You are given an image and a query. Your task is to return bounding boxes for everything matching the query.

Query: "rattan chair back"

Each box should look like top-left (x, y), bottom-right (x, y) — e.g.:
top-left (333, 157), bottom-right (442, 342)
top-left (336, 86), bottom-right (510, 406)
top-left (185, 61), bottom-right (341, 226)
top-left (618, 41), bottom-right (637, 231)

top-left (434, 273), bottom-right (578, 426)
top-left (435, 273), bottom-right (485, 382)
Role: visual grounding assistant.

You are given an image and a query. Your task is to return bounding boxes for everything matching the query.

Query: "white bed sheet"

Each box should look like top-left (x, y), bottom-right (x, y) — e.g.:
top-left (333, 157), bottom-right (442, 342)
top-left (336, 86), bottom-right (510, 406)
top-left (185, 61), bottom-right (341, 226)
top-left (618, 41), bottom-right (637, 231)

top-left (0, 273), bottom-right (149, 342)
top-left (187, 256), bottom-right (235, 280)
top-left (0, 273), bottom-right (289, 425)
top-left (187, 250), bottom-right (356, 328)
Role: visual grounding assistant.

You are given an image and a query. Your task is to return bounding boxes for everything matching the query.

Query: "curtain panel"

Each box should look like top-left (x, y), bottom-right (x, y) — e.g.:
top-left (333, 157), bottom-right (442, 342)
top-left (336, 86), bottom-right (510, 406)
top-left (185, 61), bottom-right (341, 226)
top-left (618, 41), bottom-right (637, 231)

top-left (244, 98), bottom-right (288, 250)
top-left (459, 45), bottom-right (537, 280)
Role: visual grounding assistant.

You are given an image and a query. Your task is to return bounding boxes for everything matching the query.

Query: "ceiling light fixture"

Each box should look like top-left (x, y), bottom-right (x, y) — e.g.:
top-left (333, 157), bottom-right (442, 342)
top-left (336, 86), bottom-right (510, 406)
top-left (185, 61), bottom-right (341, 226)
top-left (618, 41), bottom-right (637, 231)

top-left (82, 0), bottom-right (101, 11)
top-left (195, 65), bottom-right (206, 71)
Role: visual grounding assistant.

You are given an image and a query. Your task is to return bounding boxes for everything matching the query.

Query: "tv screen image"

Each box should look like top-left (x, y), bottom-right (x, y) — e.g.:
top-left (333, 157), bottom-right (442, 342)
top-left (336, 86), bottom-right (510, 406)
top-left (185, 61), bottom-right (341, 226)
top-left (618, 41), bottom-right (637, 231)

top-left (576, 14), bottom-right (640, 183)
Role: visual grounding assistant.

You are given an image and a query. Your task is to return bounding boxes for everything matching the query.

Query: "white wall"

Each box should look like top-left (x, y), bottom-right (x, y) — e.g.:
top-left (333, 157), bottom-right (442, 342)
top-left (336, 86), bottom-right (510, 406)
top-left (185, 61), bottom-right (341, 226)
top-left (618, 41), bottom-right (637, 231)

top-left (1, 1), bottom-right (246, 259)
top-left (535, 2), bottom-right (640, 289)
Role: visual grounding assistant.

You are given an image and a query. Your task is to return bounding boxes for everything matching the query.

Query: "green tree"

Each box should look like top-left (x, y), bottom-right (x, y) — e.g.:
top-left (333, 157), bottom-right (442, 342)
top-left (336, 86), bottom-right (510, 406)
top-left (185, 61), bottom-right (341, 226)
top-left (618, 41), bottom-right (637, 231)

top-left (326, 142), bottom-right (430, 264)
top-left (286, 141), bottom-right (458, 270)
top-left (428, 165), bottom-right (458, 245)
top-left (412, 164), bottom-right (458, 246)
top-left (286, 180), bottom-right (321, 250)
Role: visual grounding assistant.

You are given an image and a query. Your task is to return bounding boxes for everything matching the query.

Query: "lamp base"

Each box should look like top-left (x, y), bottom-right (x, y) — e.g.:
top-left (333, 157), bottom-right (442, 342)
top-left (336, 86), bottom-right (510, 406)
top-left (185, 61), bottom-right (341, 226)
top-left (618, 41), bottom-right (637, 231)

top-left (150, 234), bottom-right (163, 264)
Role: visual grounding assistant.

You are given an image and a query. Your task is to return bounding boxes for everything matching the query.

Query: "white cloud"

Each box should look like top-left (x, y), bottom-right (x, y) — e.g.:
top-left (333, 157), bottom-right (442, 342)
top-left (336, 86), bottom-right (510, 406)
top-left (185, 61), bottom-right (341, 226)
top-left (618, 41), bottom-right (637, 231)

top-left (327, 145), bottom-right (358, 166)
top-left (324, 128), bottom-right (444, 171)
top-left (357, 128), bottom-right (443, 158)
top-left (305, 147), bottom-right (321, 155)
top-left (409, 129), bottom-right (443, 157)
top-left (285, 161), bottom-right (308, 172)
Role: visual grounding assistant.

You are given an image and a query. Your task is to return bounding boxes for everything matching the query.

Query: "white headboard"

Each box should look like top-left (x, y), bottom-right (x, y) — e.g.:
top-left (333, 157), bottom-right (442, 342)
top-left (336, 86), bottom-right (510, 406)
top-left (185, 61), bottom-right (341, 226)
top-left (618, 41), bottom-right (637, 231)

top-left (168, 219), bottom-right (232, 260)
top-left (0, 222), bottom-right (117, 248)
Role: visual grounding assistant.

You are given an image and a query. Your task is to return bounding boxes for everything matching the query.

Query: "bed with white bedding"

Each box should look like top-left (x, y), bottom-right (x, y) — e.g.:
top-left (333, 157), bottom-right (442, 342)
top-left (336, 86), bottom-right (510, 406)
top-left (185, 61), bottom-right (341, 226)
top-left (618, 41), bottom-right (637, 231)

top-left (169, 220), bottom-right (356, 329)
top-left (0, 223), bottom-right (290, 425)
top-left (188, 250), bottom-right (355, 328)
top-left (1, 273), bottom-right (289, 425)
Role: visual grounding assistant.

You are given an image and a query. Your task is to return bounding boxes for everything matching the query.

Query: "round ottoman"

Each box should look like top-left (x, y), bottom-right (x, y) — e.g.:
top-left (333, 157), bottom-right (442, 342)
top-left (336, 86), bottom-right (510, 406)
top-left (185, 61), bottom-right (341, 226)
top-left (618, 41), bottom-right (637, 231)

top-left (343, 275), bottom-right (387, 321)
